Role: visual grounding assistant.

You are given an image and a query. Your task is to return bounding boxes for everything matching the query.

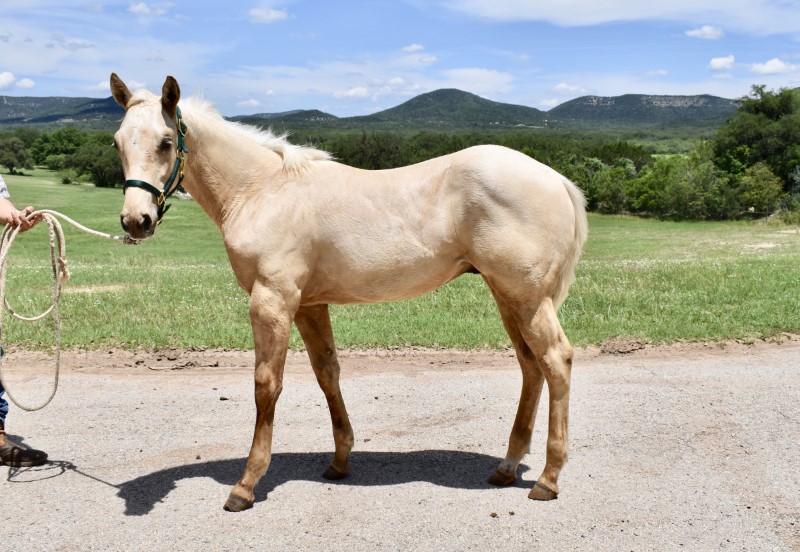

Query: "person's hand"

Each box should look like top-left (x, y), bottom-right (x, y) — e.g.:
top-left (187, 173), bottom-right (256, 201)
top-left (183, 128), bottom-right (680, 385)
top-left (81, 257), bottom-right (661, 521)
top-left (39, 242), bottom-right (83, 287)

top-left (10, 205), bottom-right (41, 232)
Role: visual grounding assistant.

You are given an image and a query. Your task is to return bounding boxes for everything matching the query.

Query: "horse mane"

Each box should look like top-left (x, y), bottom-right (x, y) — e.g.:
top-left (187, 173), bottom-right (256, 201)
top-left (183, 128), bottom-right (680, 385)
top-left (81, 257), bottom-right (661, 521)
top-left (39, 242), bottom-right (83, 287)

top-left (180, 96), bottom-right (332, 171)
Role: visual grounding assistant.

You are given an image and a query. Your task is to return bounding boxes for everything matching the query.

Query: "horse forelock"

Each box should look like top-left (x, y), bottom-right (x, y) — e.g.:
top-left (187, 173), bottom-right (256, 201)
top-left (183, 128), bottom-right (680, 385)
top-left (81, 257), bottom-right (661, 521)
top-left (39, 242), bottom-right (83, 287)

top-left (125, 89), bottom-right (158, 110)
top-left (180, 96), bottom-right (331, 172)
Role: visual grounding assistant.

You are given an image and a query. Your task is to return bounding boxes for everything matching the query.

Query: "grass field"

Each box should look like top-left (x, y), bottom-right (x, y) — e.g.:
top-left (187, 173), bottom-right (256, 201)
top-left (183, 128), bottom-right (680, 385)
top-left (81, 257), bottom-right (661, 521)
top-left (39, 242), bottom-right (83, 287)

top-left (3, 169), bottom-right (800, 351)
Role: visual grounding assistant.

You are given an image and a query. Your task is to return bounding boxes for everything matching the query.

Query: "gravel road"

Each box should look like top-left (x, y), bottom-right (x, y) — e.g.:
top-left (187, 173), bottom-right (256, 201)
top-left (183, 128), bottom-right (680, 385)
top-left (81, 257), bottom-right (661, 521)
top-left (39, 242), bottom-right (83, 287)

top-left (1, 341), bottom-right (799, 551)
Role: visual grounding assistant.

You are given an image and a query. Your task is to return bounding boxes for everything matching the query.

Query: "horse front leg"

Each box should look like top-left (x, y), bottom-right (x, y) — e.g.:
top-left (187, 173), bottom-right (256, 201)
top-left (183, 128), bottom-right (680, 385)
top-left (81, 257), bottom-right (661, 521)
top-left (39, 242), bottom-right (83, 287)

top-left (294, 305), bottom-right (354, 480)
top-left (224, 284), bottom-right (296, 512)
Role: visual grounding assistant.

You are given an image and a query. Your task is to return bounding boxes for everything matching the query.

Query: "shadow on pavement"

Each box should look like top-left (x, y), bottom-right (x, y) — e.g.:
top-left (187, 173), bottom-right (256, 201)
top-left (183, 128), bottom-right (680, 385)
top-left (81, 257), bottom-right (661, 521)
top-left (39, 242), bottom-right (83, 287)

top-left (113, 450), bottom-right (531, 515)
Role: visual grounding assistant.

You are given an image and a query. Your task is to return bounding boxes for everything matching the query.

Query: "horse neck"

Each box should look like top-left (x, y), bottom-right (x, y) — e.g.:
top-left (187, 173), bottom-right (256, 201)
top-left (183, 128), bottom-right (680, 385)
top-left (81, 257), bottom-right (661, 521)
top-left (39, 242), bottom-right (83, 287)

top-left (180, 110), bottom-right (282, 228)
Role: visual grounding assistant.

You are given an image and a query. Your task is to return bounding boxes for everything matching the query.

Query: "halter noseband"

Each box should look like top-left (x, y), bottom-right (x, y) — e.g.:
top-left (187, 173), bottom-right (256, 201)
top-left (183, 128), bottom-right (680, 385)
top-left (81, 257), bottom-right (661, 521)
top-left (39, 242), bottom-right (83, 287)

top-left (122, 106), bottom-right (188, 223)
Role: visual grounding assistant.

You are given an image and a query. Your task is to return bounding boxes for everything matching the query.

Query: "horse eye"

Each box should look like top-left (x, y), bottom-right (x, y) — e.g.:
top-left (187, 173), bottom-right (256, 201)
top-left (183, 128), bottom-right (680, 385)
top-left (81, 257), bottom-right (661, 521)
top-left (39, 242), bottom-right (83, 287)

top-left (111, 141), bottom-right (118, 149)
top-left (159, 138), bottom-right (173, 152)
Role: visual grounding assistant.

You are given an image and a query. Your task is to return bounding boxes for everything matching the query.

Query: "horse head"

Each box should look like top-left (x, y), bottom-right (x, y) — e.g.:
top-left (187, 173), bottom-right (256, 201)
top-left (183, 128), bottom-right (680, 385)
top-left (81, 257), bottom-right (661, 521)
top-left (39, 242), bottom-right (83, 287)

top-left (110, 73), bottom-right (184, 239)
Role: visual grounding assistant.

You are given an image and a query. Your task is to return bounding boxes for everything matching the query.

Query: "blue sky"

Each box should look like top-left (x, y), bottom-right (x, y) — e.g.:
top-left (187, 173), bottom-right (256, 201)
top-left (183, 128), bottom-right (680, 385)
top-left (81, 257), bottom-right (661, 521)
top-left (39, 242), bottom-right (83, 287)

top-left (1, 1), bottom-right (800, 117)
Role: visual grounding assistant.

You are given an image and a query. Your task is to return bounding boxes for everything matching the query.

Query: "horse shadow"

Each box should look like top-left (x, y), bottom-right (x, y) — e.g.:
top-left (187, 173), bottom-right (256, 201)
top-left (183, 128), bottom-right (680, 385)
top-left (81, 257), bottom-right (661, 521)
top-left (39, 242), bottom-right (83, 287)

top-left (114, 450), bottom-right (531, 516)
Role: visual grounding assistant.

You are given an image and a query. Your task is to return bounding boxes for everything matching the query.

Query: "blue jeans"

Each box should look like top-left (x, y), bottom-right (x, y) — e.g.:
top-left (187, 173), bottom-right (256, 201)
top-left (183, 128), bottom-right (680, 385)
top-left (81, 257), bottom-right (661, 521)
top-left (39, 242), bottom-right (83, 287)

top-left (0, 381), bottom-right (7, 423)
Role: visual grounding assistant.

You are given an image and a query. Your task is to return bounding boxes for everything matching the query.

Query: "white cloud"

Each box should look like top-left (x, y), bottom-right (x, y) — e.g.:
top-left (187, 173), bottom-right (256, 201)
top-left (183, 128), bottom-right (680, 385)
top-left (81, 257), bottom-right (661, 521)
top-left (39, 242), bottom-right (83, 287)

top-left (0, 72), bottom-right (15, 89)
top-left (237, 98), bottom-right (261, 107)
top-left (128, 2), bottom-right (174, 17)
top-left (17, 78), bottom-right (35, 89)
top-left (47, 34), bottom-right (94, 51)
top-left (402, 43), bottom-right (425, 53)
top-left (333, 86), bottom-right (370, 98)
top-left (553, 82), bottom-right (584, 93)
top-left (441, 1), bottom-right (800, 35)
top-left (396, 52), bottom-right (438, 67)
top-left (750, 58), bottom-right (797, 74)
top-left (540, 98), bottom-right (559, 108)
top-left (249, 7), bottom-right (289, 24)
top-left (129, 3), bottom-right (150, 15)
top-left (708, 54), bottom-right (735, 70)
top-left (0, 32), bottom-right (11, 43)
top-left (645, 69), bottom-right (668, 77)
top-left (685, 25), bottom-right (724, 39)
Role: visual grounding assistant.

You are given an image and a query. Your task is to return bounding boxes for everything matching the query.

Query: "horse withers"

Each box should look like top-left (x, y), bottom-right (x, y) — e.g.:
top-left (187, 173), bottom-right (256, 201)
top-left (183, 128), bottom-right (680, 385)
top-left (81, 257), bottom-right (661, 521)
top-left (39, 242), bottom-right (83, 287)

top-left (110, 73), bottom-right (588, 512)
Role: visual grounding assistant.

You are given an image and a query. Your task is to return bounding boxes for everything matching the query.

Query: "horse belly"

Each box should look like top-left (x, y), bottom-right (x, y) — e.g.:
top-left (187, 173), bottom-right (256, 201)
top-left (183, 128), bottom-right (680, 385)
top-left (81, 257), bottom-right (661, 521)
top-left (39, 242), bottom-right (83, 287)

top-left (302, 253), bottom-right (467, 305)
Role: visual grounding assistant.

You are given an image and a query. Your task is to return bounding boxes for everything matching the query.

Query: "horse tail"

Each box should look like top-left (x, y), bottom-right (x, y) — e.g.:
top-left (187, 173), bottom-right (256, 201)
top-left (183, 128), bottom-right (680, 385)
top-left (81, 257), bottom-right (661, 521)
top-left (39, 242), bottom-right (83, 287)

top-left (554, 177), bottom-right (588, 310)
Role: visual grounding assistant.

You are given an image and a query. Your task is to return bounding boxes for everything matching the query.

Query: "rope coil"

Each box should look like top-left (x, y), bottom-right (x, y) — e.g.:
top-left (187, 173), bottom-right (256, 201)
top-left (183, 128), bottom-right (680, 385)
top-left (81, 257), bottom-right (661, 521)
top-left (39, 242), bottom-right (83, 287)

top-left (0, 210), bottom-right (134, 411)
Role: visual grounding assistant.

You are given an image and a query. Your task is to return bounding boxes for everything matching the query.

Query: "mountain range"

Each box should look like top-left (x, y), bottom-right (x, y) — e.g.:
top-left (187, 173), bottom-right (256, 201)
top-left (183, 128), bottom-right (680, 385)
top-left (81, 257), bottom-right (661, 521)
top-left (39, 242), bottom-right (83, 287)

top-left (0, 88), bottom-right (739, 132)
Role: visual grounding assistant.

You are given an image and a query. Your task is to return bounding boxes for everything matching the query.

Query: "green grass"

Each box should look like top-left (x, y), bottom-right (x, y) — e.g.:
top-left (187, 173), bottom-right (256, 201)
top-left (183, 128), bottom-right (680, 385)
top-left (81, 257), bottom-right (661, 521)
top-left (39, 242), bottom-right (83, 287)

top-left (3, 169), bottom-right (800, 351)
top-left (563, 216), bottom-right (800, 344)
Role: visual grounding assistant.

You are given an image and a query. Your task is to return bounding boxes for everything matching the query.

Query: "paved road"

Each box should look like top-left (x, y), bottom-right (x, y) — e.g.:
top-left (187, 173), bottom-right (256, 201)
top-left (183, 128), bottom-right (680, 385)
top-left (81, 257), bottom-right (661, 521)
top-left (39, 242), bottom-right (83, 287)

top-left (1, 343), bottom-right (799, 551)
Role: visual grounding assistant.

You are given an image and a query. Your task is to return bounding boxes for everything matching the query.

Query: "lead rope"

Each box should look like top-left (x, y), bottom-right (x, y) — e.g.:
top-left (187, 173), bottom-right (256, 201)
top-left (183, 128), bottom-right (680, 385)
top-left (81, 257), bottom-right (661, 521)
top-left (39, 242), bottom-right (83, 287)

top-left (0, 210), bottom-right (135, 411)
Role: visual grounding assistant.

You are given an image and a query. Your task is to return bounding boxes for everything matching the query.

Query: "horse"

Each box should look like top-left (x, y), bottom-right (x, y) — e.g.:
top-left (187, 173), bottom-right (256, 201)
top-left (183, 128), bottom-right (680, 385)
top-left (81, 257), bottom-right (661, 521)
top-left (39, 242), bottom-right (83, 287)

top-left (109, 73), bottom-right (588, 512)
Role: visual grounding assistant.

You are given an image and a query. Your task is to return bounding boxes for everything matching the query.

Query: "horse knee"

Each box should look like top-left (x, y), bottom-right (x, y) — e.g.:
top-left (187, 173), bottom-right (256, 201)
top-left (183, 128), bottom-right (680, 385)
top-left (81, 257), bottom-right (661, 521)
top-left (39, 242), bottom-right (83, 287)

top-left (254, 374), bottom-right (283, 404)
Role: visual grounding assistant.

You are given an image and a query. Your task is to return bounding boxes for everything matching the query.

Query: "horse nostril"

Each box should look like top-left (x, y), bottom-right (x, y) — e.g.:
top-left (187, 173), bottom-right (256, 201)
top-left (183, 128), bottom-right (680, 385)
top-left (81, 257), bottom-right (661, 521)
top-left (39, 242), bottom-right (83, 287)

top-left (120, 215), bottom-right (129, 233)
top-left (141, 214), bottom-right (153, 234)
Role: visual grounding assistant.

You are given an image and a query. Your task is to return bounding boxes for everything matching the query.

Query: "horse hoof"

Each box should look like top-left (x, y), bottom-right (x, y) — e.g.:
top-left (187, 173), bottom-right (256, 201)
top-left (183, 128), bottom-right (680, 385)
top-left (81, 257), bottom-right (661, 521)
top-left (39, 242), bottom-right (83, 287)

top-left (487, 470), bottom-right (517, 487)
top-left (223, 493), bottom-right (254, 512)
top-left (322, 464), bottom-right (349, 480)
top-left (528, 482), bottom-right (558, 501)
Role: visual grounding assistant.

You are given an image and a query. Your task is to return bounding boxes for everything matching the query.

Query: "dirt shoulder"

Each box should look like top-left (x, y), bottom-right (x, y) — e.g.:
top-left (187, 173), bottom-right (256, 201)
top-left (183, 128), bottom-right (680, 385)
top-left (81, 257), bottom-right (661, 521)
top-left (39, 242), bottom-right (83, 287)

top-left (7, 333), bottom-right (800, 377)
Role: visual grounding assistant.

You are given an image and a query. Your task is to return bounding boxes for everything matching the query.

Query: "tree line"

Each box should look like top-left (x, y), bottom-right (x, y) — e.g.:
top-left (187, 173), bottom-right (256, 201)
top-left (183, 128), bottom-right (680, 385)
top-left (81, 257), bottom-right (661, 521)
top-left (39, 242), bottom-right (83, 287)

top-left (0, 84), bottom-right (797, 221)
top-left (0, 127), bottom-right (122, 188)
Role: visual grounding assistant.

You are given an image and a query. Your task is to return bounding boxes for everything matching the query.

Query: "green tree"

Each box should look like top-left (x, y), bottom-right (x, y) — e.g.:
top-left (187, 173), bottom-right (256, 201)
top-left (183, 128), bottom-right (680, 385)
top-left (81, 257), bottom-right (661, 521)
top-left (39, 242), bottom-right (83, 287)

top-left (589, 141), bottom-right (654, 172)
top-left (565, 157), bottom-right (634, 214)
top-left (627, 156), bottom-right (683, 216)
top-left (11, 127), bottom-right (40, 149)
top-left (64, 132), bottom-right (122, 188)
top-left (628, 143), bottom-right (732, 220)
top-left (31, 126), bottom-right (87, 166)
top-left (714, 85), bottom-right (800, 186)
top-left (0, 137), bottom-right (34, 174)
top-left (331, 131), bottom-right (405, 169)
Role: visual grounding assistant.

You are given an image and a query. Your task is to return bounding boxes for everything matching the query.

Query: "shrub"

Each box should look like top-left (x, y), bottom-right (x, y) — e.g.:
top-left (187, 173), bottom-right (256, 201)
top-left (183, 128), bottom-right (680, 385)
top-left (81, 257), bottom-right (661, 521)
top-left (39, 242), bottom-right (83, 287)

top-left (737, 162), bottom-right (784, 217)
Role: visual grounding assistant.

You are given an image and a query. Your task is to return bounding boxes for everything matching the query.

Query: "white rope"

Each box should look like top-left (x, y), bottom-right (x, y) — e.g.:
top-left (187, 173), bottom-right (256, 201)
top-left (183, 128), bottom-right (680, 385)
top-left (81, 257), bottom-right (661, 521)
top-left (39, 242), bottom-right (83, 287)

top-left (0, 210), bottom-right (135, 411)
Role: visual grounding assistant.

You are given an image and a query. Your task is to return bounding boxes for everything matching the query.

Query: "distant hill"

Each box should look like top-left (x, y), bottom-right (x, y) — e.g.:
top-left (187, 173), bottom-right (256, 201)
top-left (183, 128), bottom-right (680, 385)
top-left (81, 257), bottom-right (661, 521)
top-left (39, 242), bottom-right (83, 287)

top-left (549, 94), bottom-right (737, 129)
top-left (233, 109), bottom-right (338, 127)
top-left (356, 88), bottom-right (547, 128)
top-left (0, 95), bottom-right (122, 129)
top-left (1, 89), bottom-right (738, 133)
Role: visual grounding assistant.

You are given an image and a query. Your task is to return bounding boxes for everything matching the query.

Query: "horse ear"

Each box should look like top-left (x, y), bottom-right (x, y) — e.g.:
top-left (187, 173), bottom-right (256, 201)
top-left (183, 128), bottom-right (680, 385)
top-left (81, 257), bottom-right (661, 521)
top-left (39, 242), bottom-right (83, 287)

top-left (161, 76), bottom-right (181, 119)
top-left (110, 73), bottom-right (132, 109)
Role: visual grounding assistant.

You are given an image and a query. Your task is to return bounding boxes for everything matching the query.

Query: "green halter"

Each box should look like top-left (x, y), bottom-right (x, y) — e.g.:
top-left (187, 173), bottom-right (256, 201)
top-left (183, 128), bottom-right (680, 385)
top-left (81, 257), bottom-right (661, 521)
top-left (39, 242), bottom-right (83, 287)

top-left (122, 106), bottom-right (188, 223)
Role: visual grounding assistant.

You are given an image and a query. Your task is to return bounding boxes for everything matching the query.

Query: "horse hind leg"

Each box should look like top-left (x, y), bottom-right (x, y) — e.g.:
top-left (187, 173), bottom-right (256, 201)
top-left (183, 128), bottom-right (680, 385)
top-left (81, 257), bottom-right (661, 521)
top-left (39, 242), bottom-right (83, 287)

top-left (486, 288), bottom-right (546, 488)
top-left (516, 297), bottom-right (573, 501)
top-left (294, 305), bottom-right (354, 480)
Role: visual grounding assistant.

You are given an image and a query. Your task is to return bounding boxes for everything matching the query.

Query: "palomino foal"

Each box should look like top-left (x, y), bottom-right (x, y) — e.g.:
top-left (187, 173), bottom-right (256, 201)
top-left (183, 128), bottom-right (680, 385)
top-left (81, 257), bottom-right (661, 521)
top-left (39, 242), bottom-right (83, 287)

top-left (110, 73), bottom-right (588, 512)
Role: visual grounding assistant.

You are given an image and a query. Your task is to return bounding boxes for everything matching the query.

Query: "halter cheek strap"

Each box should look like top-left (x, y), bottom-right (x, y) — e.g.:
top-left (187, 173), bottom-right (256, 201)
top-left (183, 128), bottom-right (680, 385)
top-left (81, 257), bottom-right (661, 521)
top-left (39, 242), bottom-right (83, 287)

top-left (122, 106), bottom-right (188, 223)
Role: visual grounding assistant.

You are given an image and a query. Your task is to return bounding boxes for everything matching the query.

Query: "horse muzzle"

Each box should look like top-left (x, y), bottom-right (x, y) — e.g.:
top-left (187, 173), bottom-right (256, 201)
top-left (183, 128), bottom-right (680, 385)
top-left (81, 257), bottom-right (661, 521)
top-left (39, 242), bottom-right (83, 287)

top-left (120, 211), bottom-right (156, 240)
